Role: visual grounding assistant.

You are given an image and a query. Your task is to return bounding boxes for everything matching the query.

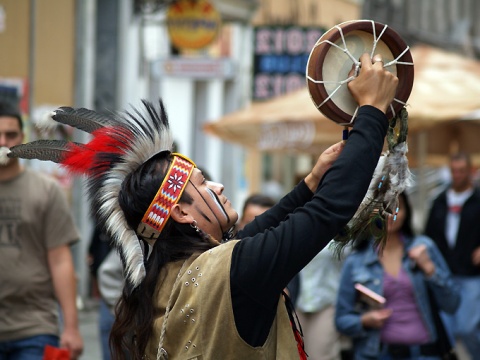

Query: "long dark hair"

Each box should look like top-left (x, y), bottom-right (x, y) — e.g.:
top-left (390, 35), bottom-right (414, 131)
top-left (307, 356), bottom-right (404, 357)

top-left (110, 153), bottom-right (216, 359)
top-left (397, 191), bottom-right (414, 238)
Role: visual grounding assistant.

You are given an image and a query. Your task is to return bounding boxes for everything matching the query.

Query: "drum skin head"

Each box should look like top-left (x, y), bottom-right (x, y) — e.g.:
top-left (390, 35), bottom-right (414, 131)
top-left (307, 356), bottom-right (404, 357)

top-left (307, 20), bottom-right (414, 125)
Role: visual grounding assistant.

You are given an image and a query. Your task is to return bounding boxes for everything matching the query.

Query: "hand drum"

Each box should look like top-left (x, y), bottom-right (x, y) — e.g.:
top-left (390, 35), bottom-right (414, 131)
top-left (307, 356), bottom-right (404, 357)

top-left (306, 20), bottom-right (414, 125)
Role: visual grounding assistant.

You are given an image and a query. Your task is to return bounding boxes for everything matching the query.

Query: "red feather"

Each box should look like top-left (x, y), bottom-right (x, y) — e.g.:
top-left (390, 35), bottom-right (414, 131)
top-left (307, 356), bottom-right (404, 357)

top-left (62, 127), bottom-right (132, 175)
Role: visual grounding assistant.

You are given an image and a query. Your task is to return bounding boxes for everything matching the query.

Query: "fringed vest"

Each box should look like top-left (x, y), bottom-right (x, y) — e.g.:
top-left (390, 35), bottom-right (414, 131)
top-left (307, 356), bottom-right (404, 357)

top-left (145, 240), bottom-right (299, 359)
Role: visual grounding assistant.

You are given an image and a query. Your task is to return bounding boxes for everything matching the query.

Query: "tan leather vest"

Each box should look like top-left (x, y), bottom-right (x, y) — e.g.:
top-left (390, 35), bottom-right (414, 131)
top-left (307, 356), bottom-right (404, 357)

top-left (144, 240), bottom-right (299, 359)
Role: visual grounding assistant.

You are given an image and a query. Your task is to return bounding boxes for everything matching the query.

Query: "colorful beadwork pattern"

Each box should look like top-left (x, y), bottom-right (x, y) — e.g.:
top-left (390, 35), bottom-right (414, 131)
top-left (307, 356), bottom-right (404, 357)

top-left (137, 154), bottom-right (196, 239)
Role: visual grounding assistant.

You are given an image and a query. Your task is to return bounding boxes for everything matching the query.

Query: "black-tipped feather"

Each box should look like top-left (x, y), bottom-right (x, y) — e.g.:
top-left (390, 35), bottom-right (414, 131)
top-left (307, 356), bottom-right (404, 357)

top-left (9, 140), bottom-right (83, 163)
top-left (52, 107), bottom-right (117, 133)
top-left (125, 100), bottom-right (168, 142)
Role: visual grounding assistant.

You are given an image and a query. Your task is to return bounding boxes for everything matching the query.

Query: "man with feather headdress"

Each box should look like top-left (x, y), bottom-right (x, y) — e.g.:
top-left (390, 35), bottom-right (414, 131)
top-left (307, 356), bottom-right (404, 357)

top-left (0, 54), bottom-right (397, 359)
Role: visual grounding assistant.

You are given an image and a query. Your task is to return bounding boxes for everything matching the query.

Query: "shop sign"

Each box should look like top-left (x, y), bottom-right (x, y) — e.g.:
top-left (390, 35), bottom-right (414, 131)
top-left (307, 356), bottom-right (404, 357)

top-left (253, 26), bottom-right (324, 100)
top-left (166, 0), bottom-right (221, 50)
top-left (152, 58), bottom-right (235, 79)
top-left (259, 122), bottom-right (316, 151)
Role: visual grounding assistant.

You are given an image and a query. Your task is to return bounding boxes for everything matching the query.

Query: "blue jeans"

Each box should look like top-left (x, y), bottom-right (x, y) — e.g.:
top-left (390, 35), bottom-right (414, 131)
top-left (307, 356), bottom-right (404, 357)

top-left (0, 335), bottom-right (59, 360)
top-left (441, 275), bottom-right (480, 358)
top-left (99, 299), bottom-right (115, 360)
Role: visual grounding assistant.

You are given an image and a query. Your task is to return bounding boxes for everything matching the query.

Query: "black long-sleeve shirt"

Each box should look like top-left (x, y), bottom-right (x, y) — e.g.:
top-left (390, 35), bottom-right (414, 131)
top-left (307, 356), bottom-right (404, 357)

top-left (230, 105), bottom-right (388, 346)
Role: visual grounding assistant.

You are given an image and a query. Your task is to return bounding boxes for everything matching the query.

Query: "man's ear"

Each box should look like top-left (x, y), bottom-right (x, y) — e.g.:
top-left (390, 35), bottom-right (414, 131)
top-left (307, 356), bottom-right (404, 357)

top-left (170, 203), bottom-right (194, 224)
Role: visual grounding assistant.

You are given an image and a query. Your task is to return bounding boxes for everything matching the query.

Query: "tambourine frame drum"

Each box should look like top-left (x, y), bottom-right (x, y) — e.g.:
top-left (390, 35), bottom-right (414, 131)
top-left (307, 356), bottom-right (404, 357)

top-left (307, 20), bottom-right (414, 125)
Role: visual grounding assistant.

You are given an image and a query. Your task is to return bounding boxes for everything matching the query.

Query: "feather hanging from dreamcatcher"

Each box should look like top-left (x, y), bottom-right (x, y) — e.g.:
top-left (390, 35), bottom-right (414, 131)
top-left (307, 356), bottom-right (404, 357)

top-left (334, 107), bottom-right (413, 253)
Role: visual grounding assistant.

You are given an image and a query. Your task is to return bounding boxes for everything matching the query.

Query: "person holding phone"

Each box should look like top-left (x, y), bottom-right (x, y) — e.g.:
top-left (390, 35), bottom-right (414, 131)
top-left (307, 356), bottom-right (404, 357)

top-left (335, 192), bottom-right (460, 359)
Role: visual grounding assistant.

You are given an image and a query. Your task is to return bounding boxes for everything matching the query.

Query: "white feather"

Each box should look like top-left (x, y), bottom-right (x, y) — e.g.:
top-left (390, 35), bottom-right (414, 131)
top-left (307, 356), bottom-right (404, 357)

top-left (119, 230), bottom-right (146, 288)
top-left (0, 147), bottom-right (11, 165)
top-left (94, 107), bottom-right (174, 286)
top-left (35, 110), bottom-right (58, 132)
top-left (365, 154), bottom-right (387, 199)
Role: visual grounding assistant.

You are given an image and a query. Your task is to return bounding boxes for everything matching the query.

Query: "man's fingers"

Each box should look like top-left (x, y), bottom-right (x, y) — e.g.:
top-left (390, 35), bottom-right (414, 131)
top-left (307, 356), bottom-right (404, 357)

top-left (358, 53), bottom-right (373, 69)
top-left (351, 53), bottom-right (384, 76)
top-left (372, 54), bottom-right (384, 66)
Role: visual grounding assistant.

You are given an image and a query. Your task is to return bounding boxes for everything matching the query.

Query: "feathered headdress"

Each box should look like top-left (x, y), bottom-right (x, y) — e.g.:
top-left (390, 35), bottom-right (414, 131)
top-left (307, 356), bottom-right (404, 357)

top-left (0, 100), bottom-right (176, 288)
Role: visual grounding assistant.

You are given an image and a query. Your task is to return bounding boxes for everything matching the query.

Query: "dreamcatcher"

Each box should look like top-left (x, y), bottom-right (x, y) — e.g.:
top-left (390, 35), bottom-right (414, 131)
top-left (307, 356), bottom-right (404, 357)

top-left (306, 20), bottom-right (415, 250)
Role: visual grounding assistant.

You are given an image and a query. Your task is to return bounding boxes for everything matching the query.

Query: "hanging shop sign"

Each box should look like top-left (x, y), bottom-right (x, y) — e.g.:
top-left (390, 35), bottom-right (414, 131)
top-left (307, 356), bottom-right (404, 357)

top-left (152, 58), bottom-right (235, 79)
top-left (252, 26), bottom-right (325, 100)
top-left (166, 0), bottom-right (221, 50)
top-left (259, 121), bottom-right (316, 151)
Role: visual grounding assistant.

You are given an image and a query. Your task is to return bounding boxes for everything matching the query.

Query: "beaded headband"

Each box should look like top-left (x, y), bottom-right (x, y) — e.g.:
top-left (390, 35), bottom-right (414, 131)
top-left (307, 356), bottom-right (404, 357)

top-left (137, 153), bottom-right (196, 240)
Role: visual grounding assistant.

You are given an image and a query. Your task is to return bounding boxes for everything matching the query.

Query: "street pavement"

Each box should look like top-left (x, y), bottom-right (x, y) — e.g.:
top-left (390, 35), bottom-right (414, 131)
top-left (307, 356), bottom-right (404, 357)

top-left (79, 300), bottom-right (102, 359)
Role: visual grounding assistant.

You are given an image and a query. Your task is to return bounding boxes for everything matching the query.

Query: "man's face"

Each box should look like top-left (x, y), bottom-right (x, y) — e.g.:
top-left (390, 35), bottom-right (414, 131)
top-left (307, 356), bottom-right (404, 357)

top-left (0, 116), bottom-right (23, 166)
top-left (183, 168), bottom-right (238, 240)
top-left (450, 159), bottom-right (471, 192)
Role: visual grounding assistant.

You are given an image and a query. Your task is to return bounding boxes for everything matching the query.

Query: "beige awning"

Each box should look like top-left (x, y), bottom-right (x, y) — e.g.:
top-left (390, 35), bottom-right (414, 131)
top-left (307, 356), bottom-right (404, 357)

top-left (407, 45), bottom-right (480, 129)
top-left (204, 89), bottom-right (341, 154)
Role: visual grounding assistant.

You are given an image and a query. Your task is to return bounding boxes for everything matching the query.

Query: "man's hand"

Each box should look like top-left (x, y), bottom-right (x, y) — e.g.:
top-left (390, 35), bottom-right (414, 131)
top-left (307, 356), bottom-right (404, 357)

top-left (348, 53), bottom-right (399, 114)
top-left (60, 327), bottom-right (83, 359)
top-left (305, 141), bottom-right (345, 192)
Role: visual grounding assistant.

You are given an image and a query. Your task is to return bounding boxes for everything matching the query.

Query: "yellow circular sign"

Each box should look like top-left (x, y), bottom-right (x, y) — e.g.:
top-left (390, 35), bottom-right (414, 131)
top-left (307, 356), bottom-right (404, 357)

top-left (167, 0), bottom-right (221, 50)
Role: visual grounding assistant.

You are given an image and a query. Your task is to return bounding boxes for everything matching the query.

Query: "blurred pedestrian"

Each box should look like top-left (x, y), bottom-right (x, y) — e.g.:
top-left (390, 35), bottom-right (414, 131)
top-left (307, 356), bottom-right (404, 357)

top-left (336, 192), bottom-right (460, 359)
top-left (425, 152), bottom-right (480, 357)
top-left (88, 222), bottom-right (115, 360)
top-left (296, 241), bottom-right (349, 360)
top-left (0, 101), bottom-right (83, 359)
top-left (88, 222), bottom-right (114, 297)
top-left (98, 249), bottom-right (125, 359)
top-left (236, 193), bottom-right (276, 231)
